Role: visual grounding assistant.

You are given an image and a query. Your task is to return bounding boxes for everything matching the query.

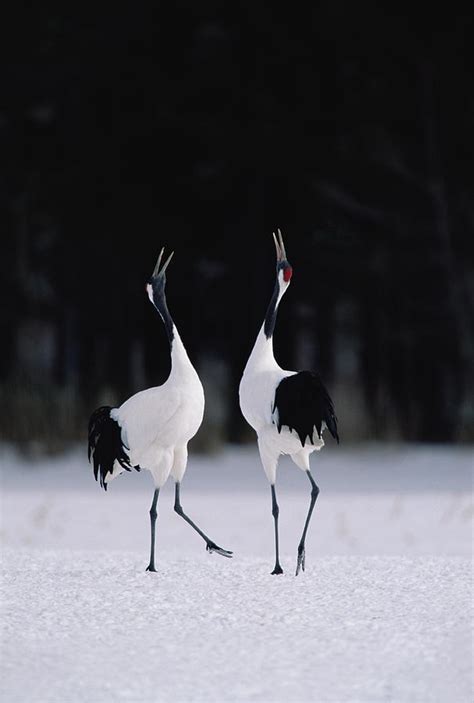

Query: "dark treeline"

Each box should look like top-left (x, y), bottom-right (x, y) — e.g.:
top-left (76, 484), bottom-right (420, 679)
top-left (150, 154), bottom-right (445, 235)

top-left (1, 6), bottom-right (473, 449)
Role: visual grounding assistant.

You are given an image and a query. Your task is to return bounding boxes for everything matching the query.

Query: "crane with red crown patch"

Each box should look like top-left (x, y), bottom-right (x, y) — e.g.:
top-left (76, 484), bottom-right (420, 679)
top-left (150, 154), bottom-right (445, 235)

top-left (239, 229), bottom-right (339, 576)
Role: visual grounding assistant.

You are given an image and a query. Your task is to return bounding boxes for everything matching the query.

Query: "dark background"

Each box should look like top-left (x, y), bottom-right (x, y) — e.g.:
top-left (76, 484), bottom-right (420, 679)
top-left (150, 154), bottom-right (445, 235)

top-left (1, 5), bottom-right (473, 452)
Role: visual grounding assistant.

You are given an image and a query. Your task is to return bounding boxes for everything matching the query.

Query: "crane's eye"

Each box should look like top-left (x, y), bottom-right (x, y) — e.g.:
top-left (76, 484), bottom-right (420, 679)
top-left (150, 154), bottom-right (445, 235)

top-left (283, 266), bottom-right (293, 282)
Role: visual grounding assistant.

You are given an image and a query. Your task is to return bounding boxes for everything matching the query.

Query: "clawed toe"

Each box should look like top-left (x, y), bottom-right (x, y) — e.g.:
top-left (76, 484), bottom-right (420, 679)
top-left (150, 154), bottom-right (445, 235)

top-left (295, 548), bottom-right (305, 576)
top-left (206, 542), bottom-right (233, 558)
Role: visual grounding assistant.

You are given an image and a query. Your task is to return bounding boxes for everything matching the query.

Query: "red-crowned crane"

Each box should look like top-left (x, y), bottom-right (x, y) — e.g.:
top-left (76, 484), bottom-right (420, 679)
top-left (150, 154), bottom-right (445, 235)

top-left (88, 248), bottom-right (233, 571)
top-left (239, 230), bottom-right (339, 575)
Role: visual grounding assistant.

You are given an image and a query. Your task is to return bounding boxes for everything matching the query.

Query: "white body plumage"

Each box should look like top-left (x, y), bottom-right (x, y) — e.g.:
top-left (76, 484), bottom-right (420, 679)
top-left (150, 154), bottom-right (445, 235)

top-left (239, 328), bottom-right (324, 485)
top-left (109, 327), bottom-right (204, 488)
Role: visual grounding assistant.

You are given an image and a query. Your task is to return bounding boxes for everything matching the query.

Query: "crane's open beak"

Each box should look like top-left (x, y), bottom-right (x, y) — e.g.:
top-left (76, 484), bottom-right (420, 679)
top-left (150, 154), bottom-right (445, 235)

top-left (152, 248), bottom-right (174, 278)
top-left (272, 229), bottom-right (287, 262)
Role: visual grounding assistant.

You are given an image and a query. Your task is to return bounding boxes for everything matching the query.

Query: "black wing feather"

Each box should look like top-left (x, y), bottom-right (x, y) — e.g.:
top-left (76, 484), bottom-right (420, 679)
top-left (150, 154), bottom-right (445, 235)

top-left (273, 371), bottom-right (339, 447)
top-left (87, 406), bottom-right (138, 490)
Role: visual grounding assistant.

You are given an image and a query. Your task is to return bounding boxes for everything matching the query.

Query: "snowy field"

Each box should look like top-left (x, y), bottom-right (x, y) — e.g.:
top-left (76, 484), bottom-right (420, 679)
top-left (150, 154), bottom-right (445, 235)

top-left (1, 443), bottom-right (473, 702)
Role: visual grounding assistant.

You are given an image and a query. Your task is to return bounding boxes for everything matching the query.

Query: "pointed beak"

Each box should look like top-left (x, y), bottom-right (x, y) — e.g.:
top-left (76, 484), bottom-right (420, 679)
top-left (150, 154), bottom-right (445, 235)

top-left (272, 228), bottom-right (287, 262)
top-left (152, 248), bottom-right (174, 278)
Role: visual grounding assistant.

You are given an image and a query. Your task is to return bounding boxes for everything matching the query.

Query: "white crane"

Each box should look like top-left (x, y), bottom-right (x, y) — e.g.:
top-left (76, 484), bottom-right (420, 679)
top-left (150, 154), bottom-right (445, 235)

top-left (239, 230), bottom-right (339, 575)
top-left (88, 248), bottom-right (232, 571)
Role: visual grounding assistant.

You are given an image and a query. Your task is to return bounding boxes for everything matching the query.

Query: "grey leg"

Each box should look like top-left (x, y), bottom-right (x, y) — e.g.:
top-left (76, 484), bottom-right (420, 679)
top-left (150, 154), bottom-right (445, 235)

top-left (271, 484), bottom-right (283, 574)
top-left (174, 482), bottom-right (233, 558)
top-left (296, 470), bottom-right (320, 575)
top-left (146, 488), bottom-right (160, 572)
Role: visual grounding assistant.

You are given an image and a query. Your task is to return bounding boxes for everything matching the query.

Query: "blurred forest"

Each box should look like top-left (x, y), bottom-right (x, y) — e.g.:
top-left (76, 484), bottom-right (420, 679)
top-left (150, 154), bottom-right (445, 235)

top-left (1, 5), bottom-right (473, 452)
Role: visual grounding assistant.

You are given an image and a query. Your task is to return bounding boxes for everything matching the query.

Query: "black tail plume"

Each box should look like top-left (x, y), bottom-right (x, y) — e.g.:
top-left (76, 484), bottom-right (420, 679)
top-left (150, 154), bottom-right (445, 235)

top-left (87, 406), bottom-right (135, 490)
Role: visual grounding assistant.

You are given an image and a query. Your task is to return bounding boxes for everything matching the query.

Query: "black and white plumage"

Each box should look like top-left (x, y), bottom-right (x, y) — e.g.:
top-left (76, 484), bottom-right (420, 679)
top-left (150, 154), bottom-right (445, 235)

top-left (88, 248), bottom-right (232, 571)
top-left (239, 230), bottom-right (339, 575)
top-left (274, 371), bottom-right (339, 448)
top-left (88, 405), bottom-right (139, 489)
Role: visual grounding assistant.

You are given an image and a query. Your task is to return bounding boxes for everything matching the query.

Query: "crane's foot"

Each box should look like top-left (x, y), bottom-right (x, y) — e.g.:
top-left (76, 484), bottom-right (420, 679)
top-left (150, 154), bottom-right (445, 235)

top-left (295, 546), bottom-right (306, 576)
top-left (271, 564), bottom-right (284, 575)
top-left (206, 541), bottom-right (233, 558)
top-left (145, 564), bottom-right (157, 572)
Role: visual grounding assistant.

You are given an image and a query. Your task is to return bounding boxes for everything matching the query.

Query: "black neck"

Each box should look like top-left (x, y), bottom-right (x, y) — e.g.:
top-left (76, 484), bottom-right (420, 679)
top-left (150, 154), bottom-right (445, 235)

top-left (154, 295), bottom-right (174, 344)
top-left (264, 279), bottom-right (280, 339)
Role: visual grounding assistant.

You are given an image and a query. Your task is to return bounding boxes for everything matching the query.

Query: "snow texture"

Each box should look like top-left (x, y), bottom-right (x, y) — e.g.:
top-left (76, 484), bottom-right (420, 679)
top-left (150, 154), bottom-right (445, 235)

top-left (1, 443), bottom-right (473, 702)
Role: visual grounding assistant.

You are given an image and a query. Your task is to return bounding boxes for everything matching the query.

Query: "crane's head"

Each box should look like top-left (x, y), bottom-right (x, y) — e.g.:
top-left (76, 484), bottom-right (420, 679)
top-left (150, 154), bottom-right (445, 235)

top-left (146, 247), bottom-right (174, 305)
top-left (273, 229), bottom-right (292, 289)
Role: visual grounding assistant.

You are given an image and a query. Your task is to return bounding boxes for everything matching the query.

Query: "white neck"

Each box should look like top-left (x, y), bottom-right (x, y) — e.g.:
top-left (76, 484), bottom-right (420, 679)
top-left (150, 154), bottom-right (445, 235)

top-left (244, 271), bottom-right (290, 373)
top-left (169, 325), bottom-right (199, 380)
top-left (244, 324), bottom-right (279, 373)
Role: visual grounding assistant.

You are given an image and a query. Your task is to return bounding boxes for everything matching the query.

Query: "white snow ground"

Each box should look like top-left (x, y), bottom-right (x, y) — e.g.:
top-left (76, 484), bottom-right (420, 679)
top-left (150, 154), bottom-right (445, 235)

top-left (1, 443), bottom-right (473, 702)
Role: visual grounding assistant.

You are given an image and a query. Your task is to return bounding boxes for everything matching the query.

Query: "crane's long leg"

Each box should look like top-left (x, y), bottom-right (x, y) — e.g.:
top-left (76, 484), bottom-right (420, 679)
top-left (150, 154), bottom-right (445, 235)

top-left (174, 482), bottom-right (233, 558)
top-left (295, 470), bottom-right (320, 576)
top-left (146, 488), bottom-right (160, 572)
top-left (271, 484), bottom-right (283, 575)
